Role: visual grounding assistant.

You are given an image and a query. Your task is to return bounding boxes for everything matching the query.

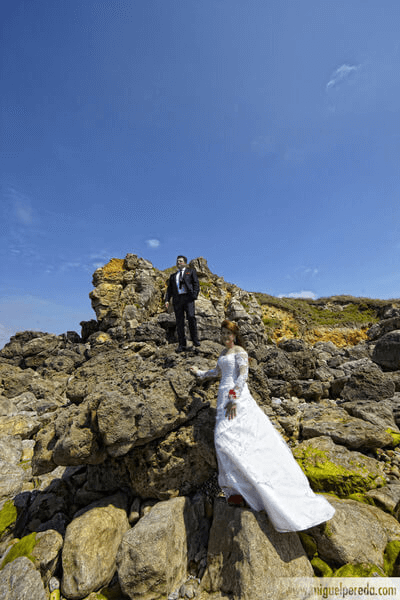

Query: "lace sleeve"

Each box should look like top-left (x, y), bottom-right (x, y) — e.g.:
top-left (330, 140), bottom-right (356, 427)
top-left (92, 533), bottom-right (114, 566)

top-left (196, 362), bottom-right (221, 379)
top-left (233, 350), bottom-right (249, 398)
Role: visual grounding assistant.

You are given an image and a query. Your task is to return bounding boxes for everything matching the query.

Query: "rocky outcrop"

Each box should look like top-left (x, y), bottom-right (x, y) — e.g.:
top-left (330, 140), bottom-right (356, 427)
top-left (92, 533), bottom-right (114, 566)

top-left (1, 255), bottom-right (400, 598)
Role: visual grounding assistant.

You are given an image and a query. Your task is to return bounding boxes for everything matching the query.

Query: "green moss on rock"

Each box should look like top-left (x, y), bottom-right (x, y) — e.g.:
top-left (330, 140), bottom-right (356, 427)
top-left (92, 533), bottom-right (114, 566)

top-left (311, 556), bottom-right (333, 577)
top-left (333, 563), bottom-right (386, 577)
top-left (0, 501), bottom-right (17, 537)
top-left (384, 540), bottom-right (400, 576)
top-left (294, 445), bottom-right (385, 497)
top-left (298, 532), bottom-right (317, 559)
top-left (1, 532), bottom-right (37, 569)
top-left (347, 492), bottom-right (376, 506)
top-left (386, 429), bottom-right (400, 447)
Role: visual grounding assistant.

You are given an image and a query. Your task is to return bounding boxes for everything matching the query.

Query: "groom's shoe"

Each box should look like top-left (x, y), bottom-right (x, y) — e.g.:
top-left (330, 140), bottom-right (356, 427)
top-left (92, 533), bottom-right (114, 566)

top-left (193, 341), bottom-right (201, 347)
top-left (176, 345), bottom-right (187, 353)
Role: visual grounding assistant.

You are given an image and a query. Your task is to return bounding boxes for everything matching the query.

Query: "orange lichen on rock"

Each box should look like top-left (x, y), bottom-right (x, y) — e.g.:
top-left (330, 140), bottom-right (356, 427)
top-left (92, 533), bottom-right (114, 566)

top-left (99, 258), bottom-right (126, 283)
top-left (304, 327), bottom-right (369, 347)
top-left (102, 258), bottom-right (125, 275)
top-left (261, 306), bottom-right (300, 342)
top-left (261, 304), bottom-right (370, 347)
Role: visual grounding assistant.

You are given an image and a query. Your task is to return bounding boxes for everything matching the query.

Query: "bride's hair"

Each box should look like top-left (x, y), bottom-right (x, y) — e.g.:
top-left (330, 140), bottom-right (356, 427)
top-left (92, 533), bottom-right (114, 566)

top-left (221, 319), bottom-right (245, 348)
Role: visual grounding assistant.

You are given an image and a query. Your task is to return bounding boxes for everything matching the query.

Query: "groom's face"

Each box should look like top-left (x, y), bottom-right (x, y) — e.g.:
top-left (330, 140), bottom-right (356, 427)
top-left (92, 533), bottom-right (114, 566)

top-left (176, 257), bottom-right (186, 270)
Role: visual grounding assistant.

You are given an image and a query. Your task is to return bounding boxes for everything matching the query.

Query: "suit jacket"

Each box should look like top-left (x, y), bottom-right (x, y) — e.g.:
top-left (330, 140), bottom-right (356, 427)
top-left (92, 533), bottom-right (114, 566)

top-left (165, 267), bottom-right (200, 303)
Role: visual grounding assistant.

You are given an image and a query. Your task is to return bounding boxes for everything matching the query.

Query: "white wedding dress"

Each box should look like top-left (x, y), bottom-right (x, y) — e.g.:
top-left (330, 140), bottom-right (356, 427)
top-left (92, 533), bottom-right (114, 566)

top-left (198, 349), bottom-right (335, 532)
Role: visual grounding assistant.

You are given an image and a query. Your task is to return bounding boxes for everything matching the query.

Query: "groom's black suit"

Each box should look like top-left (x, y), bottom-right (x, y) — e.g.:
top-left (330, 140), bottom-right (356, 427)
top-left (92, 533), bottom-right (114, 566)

top-left (165, 267), bottom-right (200, 347)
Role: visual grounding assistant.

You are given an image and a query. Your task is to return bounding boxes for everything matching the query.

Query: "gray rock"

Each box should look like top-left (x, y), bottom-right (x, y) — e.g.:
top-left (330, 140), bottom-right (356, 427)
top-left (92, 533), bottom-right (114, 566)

top-left (50, 398), bottom-right (106, 467)
top-left (0, 397), bottom-right (17, 417)
top-left (0, 436), bottom-right (22, 465)
top-left (301, 405), bottom-right (393, 450)
top-left (0, 556), bottom-right (47, 600)
top-left (373, 330), bottom-right (400, 371)
top-left (341, 399), bottom-right (399, 432)
top-left (117, 496), bottom-right (203, 600)
top-left (308, 495), bottom-right (400, 568)
top-left (313, 341), bottom-right (343, 355)
top-left (291, 380), bottom-right (329, 401)
top-left (340, 361), bottom-right (395, 401)
top-left (0, 460), bottom-right (26, 502)
top-left (201, 500), bottom-right (313, 600)
top-left (62, 493), bottom-right (130, 599)
top-left (315, 366), bottom-right (345, 383)
top-left (278, 338), bottom-right (308, 352)
top-left (261, 347), bottom-right (299, 380)
top-left (0, 363), bottom-right (39, 398)
top-left (344, 342), bottom-right (371, 360)
top-left (368, 317), bottom-right (400, 340)
top-left (366, 483), bottom-right (400, 515)
top-left (32, 529), bottom-right (63, 585)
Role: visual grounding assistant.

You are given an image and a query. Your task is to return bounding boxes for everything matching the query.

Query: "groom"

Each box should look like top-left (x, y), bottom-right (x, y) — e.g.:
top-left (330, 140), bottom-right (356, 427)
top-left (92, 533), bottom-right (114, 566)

top-left (165, 255), bottom-right (200, 352)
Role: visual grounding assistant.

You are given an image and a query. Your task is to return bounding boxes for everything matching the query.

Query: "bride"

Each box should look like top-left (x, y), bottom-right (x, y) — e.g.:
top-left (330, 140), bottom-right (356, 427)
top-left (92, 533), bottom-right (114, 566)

top-left (190, 319), bottom-right (335, 533)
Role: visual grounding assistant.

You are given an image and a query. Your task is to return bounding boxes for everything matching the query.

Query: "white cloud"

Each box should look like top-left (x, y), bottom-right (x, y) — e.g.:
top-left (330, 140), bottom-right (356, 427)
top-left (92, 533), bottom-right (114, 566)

top-left (146, 239), bottom-right (160, 248)
top-left (326, 64), bottom-right (360, 89)
top-left (278, 291), bottom-right (317, 299)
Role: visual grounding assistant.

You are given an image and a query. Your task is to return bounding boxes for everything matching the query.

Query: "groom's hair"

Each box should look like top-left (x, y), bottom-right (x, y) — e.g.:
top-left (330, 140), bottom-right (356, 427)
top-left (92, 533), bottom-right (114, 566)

top-left (177, 255), bottom-right (187, 263)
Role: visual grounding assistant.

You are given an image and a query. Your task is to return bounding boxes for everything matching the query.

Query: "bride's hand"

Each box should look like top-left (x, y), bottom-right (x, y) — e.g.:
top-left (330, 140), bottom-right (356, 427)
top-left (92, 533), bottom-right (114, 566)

top-left (189, 366), bottom-right (199, 375)
top-left (225, 401), bottom-right (237, 420)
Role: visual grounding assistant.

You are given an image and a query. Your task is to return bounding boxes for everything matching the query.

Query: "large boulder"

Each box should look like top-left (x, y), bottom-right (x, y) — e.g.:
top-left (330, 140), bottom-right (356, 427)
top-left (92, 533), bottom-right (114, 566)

top-left (308, 495), bottom-right (400, 568)
top-left (368, 317), bottom-right (400, 340)
top-left (293, 436), bottom-right (386, 496)
top-left (300, 404), bottom-right (393, 450)
top-left (201, 500), bottom-right (313, 600)
top-left (339, 361), bottom-right (395, 401)
top-left (372, 331), bottom-right (400, 371)
top-left (61, 492), bottom-right (130, 599)
top-left (341, 398), bottom-right (399, 432)
top-left (117, 496), bottom-right (206, 600)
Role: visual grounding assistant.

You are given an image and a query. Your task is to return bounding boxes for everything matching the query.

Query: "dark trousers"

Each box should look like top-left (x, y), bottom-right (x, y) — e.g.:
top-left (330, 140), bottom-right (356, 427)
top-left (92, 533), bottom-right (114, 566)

top-left (174, 294), bottom-right (199, 346)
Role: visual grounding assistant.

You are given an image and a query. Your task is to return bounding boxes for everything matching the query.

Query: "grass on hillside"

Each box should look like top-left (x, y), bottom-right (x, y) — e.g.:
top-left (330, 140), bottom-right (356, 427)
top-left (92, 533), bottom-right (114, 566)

top-left (254, 293), bottom-right (390, 330)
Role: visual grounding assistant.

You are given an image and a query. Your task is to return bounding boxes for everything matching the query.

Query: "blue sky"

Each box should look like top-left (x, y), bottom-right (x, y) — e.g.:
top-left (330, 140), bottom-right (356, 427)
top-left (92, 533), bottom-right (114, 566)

top-left (1, 0), bottom-right (400, 346)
